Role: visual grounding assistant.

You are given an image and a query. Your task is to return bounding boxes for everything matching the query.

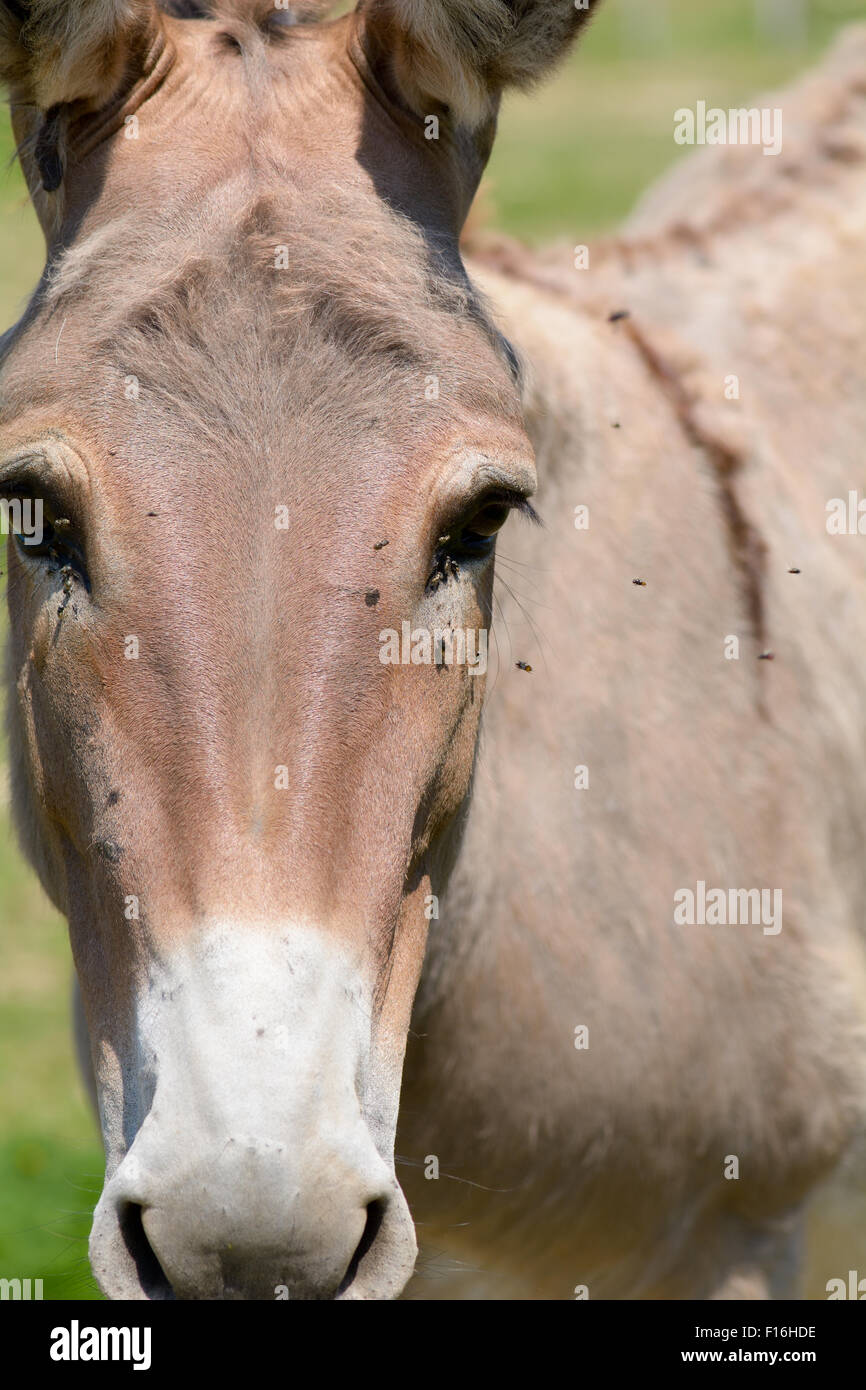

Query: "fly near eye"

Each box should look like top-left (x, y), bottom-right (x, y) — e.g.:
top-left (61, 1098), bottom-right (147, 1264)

top-left (427, 490), bottom-right (537, 588)
top-left (8, 502), bottom-right (89, 587)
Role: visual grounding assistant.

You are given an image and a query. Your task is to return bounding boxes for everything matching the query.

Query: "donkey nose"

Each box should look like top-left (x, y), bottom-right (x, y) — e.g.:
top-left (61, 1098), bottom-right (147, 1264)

top-left (139, 1150), bottom-right (383, 1300)
top-left (88, 923), bottom-right (418, 1299)
top-left (92, 1138), bottom-right (416, 1300)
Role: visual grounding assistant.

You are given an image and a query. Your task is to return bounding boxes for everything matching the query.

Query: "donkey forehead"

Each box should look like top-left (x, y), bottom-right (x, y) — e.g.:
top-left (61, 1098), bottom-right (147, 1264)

top-left (1, 15), bottom-right (527, 487)
top-left (0, 212), bottom-right (527, 506)
top-left (40, 9), bottom-right (481, 201)
top-left (0, 281), bottom-right (527, 534)
top-left (37, 8), bottom-right (485, 274)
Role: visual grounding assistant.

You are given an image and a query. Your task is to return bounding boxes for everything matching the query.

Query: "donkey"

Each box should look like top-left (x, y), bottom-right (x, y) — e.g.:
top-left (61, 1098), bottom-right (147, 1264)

top-left (2, 0), bottom-right (865, 1299)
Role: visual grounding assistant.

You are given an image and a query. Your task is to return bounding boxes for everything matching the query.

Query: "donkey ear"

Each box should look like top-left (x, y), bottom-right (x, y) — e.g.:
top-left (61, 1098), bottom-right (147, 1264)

top-left (0, 0), bottom-right (158, 109)
top-left (356, 0), bottom-right (600, 129)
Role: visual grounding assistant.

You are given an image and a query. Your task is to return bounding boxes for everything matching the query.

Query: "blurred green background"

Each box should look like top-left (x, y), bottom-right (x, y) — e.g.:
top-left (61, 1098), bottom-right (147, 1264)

top-left (0, 0), bottom-right (863, 1300)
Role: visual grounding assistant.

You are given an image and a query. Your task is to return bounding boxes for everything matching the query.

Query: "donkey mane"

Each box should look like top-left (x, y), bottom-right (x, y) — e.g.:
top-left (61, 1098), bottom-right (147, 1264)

top-left (469, 23), bottom-right (866, 289)
top-left (462, 24), bottom-right (866, 660)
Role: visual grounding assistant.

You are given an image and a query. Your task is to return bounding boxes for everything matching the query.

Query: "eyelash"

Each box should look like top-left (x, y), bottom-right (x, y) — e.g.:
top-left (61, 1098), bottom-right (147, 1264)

top-left (3, 491), bottom-right (88, 586)
top-left (426, 493), bottom-right (538, 592)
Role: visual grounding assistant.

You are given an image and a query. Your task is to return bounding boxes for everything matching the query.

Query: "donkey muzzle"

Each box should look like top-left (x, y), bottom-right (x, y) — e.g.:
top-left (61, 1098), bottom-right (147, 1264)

top-left (88, 924), bottom-right (416, 1300)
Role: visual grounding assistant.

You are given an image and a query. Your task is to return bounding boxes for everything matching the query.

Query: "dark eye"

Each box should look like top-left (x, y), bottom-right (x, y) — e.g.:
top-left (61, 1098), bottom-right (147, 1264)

top-left (426, 490), bottom-right (537, 592)
top-left (459, 502), bottom-right (512, 550)
top-left (450, 490), bottom-right (538, 559)
top-left (8, 496), bottom-right (88, 583)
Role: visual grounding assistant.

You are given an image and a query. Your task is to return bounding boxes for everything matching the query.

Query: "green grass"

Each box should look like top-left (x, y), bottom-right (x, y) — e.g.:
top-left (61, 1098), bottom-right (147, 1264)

top-left (0, 0), bottom-right (861, 1299)
top-left (0, 791), bottom-right (103, 1297)
top-left (486, 0), bottom-right (851, 238)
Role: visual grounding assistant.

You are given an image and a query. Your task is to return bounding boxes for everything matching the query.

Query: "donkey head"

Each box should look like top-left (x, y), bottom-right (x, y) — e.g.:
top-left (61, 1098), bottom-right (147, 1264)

top-left (0, 0), bottom-right (595, 1300)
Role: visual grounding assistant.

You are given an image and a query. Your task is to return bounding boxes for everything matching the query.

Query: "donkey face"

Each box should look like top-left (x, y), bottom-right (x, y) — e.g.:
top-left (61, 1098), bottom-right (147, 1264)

top-left (0, 0), bottom-right (593, 1299)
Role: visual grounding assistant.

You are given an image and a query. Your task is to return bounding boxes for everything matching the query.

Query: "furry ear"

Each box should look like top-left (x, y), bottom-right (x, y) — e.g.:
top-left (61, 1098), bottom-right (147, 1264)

top-left (0, 0), bottom-right (158, 109)
top-left (356, 0), bottom-right (600, 128)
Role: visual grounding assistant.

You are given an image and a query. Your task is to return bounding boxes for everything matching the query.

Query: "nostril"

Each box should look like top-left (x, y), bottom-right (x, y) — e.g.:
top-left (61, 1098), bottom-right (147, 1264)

top-left (336, 1199), bottom-right (386, 1297)
top-left (117, 1202), bottom-right (174, 1301)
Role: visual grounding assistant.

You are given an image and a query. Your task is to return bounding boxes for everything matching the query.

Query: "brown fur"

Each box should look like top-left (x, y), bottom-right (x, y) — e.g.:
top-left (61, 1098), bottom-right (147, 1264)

top-left (0, 1), bottom-right (156, 107)
top-left (357, 0), bottom-right (599, 126)
top-left (1, 2), bottom-right (865, 1299)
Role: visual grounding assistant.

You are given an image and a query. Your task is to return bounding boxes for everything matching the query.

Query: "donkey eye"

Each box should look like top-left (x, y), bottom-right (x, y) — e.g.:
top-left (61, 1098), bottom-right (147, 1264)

top-left (460, 502), bottom-right (512, 545)
top-left (453, 491), bottom-right (537, 557)
top-left (7, 497), bottom-right (88, 582)
top-left (427, 489), bottom-right (538, 590)
top-left (14, 515), bottom-right (56, 557)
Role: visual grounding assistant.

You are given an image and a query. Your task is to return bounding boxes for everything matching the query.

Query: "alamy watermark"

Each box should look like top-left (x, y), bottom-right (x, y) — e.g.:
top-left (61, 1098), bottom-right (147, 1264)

top-left (49, 1321), bottom-right (151, 1371)
top-left (379, 623), bottom-right (488, 675)
top-left (0, 1276), bottom-right (43, 1299)
top-left (0, 497), bottom-right (44, 545)
top-left (826, 491), bottom-right (866, 535)
top-left (674, 102), bottom-right (783, 157)
top-left (674, 881), bottom-right (782, 935)
top-left (826, 1270), bottom-right (866, 1299)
